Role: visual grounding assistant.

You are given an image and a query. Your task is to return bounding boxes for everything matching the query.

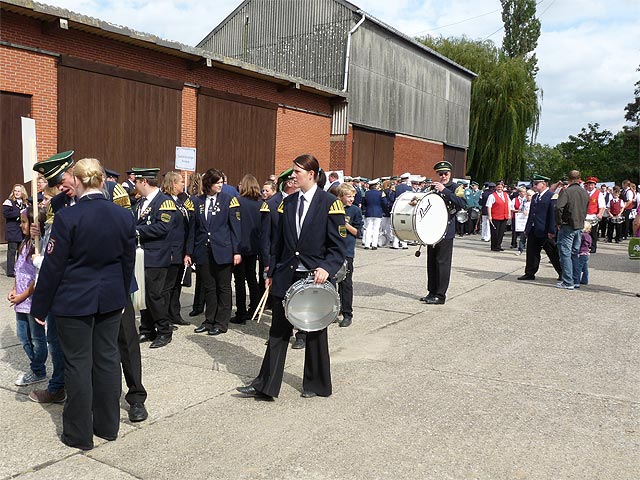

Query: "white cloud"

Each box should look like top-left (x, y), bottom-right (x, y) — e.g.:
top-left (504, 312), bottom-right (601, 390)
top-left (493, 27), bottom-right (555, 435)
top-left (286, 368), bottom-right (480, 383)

top-left (31, 0), bottom-right (640, 146)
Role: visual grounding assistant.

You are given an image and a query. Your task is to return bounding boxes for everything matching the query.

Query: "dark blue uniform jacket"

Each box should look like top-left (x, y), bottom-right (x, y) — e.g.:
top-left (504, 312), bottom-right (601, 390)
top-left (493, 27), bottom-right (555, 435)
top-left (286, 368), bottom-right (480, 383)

top-left (136, 191), bottom-right (179, 268)
top-left (269, 189), bottom-right (346, 298)
top-left (186, 192), bottom-right (241, 265)
top-left (525, 189), bottom-right (557, 238)
top-left (31, 194), bottom-right (136, 319)
top-left (2, 199), bottom-right (25, 242)
top-left (362, 189), bottom-right (387, 218)
top-left (260, 191), bottom-right (284, 270)
top-left (238, 196), bottom-right (262, 256)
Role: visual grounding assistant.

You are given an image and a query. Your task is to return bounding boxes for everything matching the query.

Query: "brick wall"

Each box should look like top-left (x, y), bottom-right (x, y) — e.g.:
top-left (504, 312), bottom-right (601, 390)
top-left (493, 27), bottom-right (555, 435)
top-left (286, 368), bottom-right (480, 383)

top-left (274, 107), bottom-right (331, 176)
top-left (394, 134), bottom-right (444, 177)
top-left (1, 10), bottom-right (334, 169)
top-left (330, 135), bottom-right (347, 171)
top-left (0, 46), bottom-right (58, 160)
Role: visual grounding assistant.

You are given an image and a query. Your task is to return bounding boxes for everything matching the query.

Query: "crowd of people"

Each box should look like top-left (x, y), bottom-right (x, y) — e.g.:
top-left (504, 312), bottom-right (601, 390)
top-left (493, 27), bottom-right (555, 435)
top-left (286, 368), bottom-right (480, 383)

top-left (3, 150), bottom-right (639, 450)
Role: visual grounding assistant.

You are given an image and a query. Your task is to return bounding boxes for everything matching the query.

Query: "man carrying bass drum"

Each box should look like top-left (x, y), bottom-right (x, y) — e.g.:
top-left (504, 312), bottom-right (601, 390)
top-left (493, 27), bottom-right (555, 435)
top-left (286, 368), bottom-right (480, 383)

top-left (236, 154), bottom-right (346, 400)
top-left (420, 161), bottom-right (466, 305)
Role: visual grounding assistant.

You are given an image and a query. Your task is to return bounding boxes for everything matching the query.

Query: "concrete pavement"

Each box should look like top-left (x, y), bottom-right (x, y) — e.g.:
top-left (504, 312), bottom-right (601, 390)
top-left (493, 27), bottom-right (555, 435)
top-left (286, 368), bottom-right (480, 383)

top-left (1, 236), bottom-right (638, 479)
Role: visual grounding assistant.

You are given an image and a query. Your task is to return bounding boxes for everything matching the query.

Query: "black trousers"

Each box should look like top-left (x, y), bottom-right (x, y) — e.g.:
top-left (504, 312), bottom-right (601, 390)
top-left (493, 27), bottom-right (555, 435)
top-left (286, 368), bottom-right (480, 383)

top-left (590, 222), bottom-right (599, 252)
top-left (490, 219), bottom-right (507, 250)
top-left (466, 213), bottom-right (479, 234)
top-left (599, 218), bottom-right (608, 238)
top-left (119, 298), bottom-right (147, 405)
top-left (160, 264), bottom-right (180, 324)
top-left (6, 241), bottom-right (18, 276)
top-left (192, 264), bottom-right (205, 312)
top-left (524, 234), bottom-right (562, 277)
top-left (251, 272), bottom-right (332, 398)
top-left (607, 220), bottom-right (621, 242)
top-left (140, 267), bottom-right (171, 337)
top-left (455, 218), bottom-right (465, 236)
top-left (338, 256), bottom-right (354, 319)
top-left (168, 264), bottom-right (185, 323)
top-left (201, 250), bottom-right (232, 332)
top-left (233, 254), bottom-right (260, 320)
top-left (57, 310), bottom-right (122, 449)
top-left (427, 237), bottom-right (454, 299)
top-left (622, 209), bottom-right (631, 238)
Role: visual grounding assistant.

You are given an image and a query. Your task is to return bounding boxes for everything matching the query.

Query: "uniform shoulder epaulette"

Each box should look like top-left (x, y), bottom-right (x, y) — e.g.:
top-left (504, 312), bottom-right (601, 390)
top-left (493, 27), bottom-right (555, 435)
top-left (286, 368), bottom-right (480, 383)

top-left (391, 185), bottom-right (396, 192)
top-left (277, 200), bottom-right (284, 214)
top-left (183, 198), bottom-right (195, 212)
top-left (328, 199), bottom-right (345, 215)
top-left (551, 193), bottom-right (559, 200)
top-left (260, 201), bottom-right (270, 213)
top-left (2, 199), bottom-right (12, 207)
top-left (229, 196), bottom-right (240, 208)
top-left (159, 199), bottom-right (176, 211)
top-left (111, 183), bottom-right (131, 209)
top-left (381, 192), bottom-right (386, 197)
top-left (45, 202), bottom-right (55, 224)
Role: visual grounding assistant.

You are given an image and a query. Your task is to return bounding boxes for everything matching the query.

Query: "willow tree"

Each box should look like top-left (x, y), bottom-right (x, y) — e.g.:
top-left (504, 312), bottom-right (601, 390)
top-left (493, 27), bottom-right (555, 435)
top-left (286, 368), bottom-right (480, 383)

top-left (419, 36), bottom-right (540, 182)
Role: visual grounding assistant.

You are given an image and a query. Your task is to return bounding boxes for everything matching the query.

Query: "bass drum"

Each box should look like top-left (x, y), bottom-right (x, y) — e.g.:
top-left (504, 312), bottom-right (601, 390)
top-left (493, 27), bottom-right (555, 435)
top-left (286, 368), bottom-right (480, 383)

top-left (456, 210), bottom-right (469, 223)
top-left (283, 276), bottom-right (340, 332)
top-left (391, 192), bottom-right (449, 246)
top-left (469, 207), bottom-right (480, 220)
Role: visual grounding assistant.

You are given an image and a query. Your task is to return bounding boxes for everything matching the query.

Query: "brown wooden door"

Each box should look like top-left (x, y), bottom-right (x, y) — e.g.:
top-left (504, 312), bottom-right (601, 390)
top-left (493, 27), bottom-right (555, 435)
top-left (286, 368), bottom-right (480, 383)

top-left (197, 89), bottom-right (276, 187)
top-left (443, 145), bottom-right (467, 178)
top-left (352, 127), bottom-right (394, 179)
top-left (58, 58), bottom-right (182, 177)
top-left (0, 91), bottom-right (32, 243)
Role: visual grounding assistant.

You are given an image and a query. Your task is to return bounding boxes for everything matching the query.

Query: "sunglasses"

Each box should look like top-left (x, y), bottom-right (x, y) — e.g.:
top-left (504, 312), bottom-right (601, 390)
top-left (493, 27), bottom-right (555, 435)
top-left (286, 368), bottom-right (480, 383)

top-left (437, 171), bottom-right (450, 176)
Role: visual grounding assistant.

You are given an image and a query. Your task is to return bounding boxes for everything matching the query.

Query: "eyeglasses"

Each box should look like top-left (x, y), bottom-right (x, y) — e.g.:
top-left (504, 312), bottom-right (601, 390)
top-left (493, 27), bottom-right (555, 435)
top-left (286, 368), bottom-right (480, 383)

top-left (437, 172), bottom-right (450, 176)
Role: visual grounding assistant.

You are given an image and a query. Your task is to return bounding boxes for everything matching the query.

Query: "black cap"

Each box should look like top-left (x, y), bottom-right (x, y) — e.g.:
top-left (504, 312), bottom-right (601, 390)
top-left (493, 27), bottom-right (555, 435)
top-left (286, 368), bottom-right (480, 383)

top-left (105, 168), bottom-right (120, 179)
top-left (131, 167), bottom-right (160, 180)
top-left (434, 161), bottom-right (453, 173)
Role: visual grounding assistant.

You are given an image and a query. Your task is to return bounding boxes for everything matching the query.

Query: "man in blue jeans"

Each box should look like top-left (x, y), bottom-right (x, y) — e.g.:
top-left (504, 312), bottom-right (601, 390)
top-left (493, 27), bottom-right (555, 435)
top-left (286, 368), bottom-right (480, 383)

top-left (554, 170), bottom-right (589, 290)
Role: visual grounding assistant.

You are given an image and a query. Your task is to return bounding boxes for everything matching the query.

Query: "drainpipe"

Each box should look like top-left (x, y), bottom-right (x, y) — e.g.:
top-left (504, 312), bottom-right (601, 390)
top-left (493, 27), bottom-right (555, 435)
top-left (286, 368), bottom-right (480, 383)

top-left (343, 13), bottom-right (366, 92)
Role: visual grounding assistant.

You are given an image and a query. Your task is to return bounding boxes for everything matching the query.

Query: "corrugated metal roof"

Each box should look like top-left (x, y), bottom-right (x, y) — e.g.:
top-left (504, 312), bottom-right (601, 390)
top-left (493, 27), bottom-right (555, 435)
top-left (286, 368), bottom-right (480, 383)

top-left (0, 0), bottom-right (347, 99)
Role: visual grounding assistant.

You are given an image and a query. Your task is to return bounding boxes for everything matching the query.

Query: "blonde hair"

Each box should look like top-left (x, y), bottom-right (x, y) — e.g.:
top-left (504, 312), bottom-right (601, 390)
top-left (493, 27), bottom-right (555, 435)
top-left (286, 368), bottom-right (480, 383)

top-left (73, 158), bottom-right (104, 189)
top-left (336, 183), bottom-right (356, 197)
top-left (583, 221), bottom-right (592, 233)
top-left (162, 171), bottom-right (182, 195)
top-left (9, 184), bottom-right (27, 200)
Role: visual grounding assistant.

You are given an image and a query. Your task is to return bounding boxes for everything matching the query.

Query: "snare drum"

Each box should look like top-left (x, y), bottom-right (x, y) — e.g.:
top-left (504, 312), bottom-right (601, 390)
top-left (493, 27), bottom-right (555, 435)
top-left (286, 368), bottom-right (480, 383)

top-left (469, 207), bottom-right (480, 220)
top-left (456, 210), bottom-right (469, 223)
top-left (586, 214), bottom-right (599, 226)
top-left (334, 260), bottom-right (348, 283)
top-left (610, 216), bottom-right (625, 224)
top-left (391, 192), bottom-right (448, 245)
top-left (283, 276), bottom-right (340, 332)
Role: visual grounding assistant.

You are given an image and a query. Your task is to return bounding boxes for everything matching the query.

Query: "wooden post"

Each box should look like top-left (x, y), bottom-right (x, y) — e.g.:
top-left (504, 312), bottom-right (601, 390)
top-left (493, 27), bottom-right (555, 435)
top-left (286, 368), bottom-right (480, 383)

top-left (30, 139), bottom-right (40, 255)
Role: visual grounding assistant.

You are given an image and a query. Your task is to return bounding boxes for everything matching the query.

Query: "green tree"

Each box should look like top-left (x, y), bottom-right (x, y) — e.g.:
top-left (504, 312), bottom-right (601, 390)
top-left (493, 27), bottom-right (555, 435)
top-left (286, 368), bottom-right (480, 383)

top-left (523, 143), bottom-right (571, 182)
top-left (501, 0), bottom-right (541, 76)
top-left (419, 36), bottom-right (540, 183)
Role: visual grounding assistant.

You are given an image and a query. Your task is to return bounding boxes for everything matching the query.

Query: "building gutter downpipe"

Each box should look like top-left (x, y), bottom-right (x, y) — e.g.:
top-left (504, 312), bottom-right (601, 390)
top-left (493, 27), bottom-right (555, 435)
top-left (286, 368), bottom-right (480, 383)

top-left (343, 13), bottom-right (366, 92)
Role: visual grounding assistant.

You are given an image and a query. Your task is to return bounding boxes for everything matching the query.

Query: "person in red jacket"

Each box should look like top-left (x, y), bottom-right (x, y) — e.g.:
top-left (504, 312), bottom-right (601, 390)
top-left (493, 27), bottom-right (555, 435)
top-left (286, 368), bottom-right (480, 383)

top-left (486, 181), bottom-right (510, 251)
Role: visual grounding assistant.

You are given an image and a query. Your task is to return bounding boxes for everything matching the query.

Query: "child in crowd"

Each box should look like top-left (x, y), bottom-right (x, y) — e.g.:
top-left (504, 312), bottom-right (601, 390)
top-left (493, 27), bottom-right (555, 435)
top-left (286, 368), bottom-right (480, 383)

top-left (606, 186), bottom-right (624, 243)
top-left (7, 208), bottom-right (47, 386)
top-left (574, 221), bottom-right (592, 289)
top-left (336, 183), bottom-right (363, 327)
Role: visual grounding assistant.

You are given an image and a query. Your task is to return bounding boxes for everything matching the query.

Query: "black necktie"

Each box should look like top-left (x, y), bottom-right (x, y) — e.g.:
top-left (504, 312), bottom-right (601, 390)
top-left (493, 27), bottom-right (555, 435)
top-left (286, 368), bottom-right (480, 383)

top-left (298, 195), bottom-right (305, 224)
top-left (207, 197), bottom-right (214, 220)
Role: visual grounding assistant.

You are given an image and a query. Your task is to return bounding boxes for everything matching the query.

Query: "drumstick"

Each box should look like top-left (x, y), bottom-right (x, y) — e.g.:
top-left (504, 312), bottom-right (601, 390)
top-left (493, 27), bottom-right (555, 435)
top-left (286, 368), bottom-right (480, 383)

top-left (252, 285), bottom-right (270, 323)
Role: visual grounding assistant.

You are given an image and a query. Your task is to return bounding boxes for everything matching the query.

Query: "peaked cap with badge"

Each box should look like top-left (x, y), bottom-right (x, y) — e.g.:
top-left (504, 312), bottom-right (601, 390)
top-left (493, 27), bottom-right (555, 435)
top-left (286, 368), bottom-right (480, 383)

top-left (433, 161), bottom-right (453, 173)
top-left (34, 150), bottom-right (75, 187)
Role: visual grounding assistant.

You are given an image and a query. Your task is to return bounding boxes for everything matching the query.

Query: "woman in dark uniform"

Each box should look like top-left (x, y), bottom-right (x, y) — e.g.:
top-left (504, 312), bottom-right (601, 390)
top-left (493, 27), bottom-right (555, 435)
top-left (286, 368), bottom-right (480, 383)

top-left (31, 158), bottom-right (136, 450)
top-left (231, 174), bottom-right (262, 324)
top-left (236, 154), bottom-right (346, 400)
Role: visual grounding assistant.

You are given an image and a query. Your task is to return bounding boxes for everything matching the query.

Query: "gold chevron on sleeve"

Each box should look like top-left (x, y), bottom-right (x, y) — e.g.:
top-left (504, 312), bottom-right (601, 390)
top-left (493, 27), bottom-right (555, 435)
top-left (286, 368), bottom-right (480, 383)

top-left (111, 183), bottom-right (131, 209)
top-left (184, 198), bottom-right (195, 211)
top-left (159, 200), bottom-right (177, 211)
top-left (277, 201), bottom-right (284, 214)
top-left (260, 201), bottom-right (270, 213)
top-left (328, 199), bottom-right (345, 215)
top-left (229, 197), bottom-right (240, 208)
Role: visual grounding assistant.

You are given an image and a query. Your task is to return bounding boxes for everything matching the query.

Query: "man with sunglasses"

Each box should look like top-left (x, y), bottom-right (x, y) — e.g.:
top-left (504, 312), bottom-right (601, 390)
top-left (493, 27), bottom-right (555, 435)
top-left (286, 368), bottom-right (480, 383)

top-left (420, 161), bottom-right (466, 305)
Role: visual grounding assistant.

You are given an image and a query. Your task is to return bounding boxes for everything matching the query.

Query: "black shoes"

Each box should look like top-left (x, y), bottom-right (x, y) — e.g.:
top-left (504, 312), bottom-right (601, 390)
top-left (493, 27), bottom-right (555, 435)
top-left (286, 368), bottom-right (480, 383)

top-left (301, 391), bottom-right (317, 398)
top-left (173, 317), bottom-right (190, 326)
top-left (128, 402), bottom-right (148, 422)
top-left (138, 333), bottom-right (155, 343)
top-left (420, 294), bottom-right (435, 302)
top-left (235, 385), bottom-right (274, 401)
top-left (425, 296), bottom-right (445, 305)
top-left (291, 337), bottom-right (306, 349)
top-left (339, 317), bottom-right (352, 327)
top-left (230, 316), bottom-right (247, 325)
top-left (517, 275), bottom-right (535, 281)
top-left (188, 309), bottom-right (203, 317)
top-left (208, 327), bottom-right (225, 336)
top-left (194, 325), bottom-right (209, 334)
top-left (149, 335), bottom-right (171, 348)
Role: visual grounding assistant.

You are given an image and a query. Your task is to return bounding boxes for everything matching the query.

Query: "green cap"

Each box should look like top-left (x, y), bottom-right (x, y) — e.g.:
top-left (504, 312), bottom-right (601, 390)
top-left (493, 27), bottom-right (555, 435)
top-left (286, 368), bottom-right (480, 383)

top-left (131, 167), bottom-right (160, 180)
top-left (532, 174), bottom-right (550, 183)
top-left (434, 161), bottom-right (453, 173)
top-left (33, 150), bottom-right (75, 187)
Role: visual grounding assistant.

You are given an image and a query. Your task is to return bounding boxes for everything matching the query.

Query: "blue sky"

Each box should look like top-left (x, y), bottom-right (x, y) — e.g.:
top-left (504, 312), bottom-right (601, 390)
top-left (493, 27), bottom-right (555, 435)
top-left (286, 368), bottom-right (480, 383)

top-left (43, 0), bottom-right (639, 146)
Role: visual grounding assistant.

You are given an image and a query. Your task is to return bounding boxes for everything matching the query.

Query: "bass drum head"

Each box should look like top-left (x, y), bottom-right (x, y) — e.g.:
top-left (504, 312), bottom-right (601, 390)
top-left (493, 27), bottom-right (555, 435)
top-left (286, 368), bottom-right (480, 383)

top-left (414, 193), bottom-right (449, 245)
top-left (285, 281), bottom-right (340, 332)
